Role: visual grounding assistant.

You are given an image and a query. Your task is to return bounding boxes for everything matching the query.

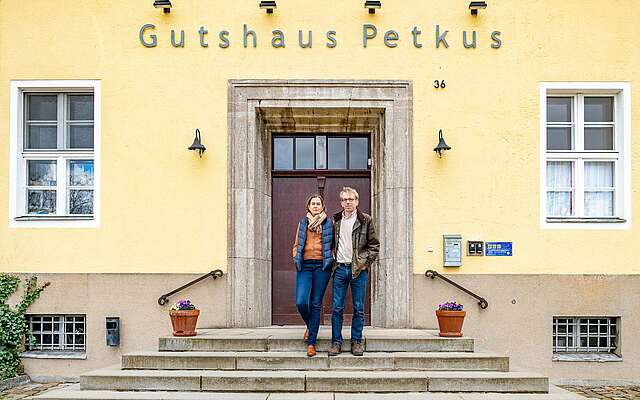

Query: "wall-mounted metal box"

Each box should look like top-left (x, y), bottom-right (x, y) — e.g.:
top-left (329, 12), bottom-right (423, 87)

top-left (443, 234), bottom-right (462, 267)
top-left (106, 317), bottom-right (120, 347)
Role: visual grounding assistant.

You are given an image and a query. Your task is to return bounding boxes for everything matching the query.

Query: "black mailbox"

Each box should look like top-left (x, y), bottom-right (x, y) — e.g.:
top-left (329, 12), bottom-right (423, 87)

top-left (106, 317), bottom-right (120, 347)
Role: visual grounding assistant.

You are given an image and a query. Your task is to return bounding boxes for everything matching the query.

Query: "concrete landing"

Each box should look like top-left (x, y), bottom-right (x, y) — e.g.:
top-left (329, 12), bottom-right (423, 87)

top-left (159, 327), bottom-right (474, 352)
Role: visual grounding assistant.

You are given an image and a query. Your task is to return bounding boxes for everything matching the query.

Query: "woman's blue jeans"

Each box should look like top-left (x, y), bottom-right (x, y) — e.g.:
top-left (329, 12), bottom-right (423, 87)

top-left (295, 260), bottom-right (331, 345)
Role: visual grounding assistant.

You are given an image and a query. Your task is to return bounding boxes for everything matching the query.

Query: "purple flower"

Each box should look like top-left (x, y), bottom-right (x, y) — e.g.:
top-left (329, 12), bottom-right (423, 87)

top-left (438, 301), bottom-right (463, 311)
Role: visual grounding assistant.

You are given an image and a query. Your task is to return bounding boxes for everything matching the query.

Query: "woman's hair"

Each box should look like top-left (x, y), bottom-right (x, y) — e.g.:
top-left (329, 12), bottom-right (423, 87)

top-left (306, 194), bottom-right (326, 213)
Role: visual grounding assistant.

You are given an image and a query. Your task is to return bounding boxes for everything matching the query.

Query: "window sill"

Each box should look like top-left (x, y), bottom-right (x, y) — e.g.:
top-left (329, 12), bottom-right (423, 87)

top-left (546, 217), bottom-right (626, 223)
top-left (553, 353), bottom-right (622, 362)
top-left (21, 351), bottom-right (86, 360)
top-left (14, 215), bottom-right (94, 221)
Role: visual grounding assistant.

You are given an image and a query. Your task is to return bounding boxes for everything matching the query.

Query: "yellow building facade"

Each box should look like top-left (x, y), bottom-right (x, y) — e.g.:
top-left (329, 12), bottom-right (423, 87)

top-left (1, 0), bottom-right (638, 381)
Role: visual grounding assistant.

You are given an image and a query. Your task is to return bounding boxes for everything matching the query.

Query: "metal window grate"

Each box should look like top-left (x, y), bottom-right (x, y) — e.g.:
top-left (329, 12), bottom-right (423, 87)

top-left (553, 317), bottom-right (617, 353)
top-left (27, 315), bottom-right (86, 351)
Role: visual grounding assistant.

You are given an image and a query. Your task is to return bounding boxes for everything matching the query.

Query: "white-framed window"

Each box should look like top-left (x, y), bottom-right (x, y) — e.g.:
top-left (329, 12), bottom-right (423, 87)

top-left (540, 83), bottom-right (631, 229)
top-left (9, 80), bottom-right (100, 228)
top-left (26, 314), bottom-right (86, 352)
top-left (552, 317), bottom-right (621, 362)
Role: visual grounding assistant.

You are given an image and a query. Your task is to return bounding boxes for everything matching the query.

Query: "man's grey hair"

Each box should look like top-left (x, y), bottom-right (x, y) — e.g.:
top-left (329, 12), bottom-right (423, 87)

top-left (340, 187), bottom-right (359, 200)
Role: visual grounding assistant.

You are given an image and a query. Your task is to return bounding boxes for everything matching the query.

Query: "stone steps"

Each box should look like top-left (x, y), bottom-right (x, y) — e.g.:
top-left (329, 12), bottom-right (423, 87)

top-left (159, 328), bottom-right (474, 353)
top-left (35, 384), bottom-right (586, 400)
top-left (122, 351), bottom-right (509, 371)
top-left (79, 367), bottom-right (549, 393)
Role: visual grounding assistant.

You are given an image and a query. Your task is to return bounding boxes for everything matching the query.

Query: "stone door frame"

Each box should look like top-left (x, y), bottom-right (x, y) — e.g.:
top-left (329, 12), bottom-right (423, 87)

top-left (227, 80), bottom-right (413, 328)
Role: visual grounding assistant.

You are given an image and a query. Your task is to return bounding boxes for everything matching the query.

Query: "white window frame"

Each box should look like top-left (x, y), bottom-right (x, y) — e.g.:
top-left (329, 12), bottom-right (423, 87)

top-left (9, 80), bottom-right (101, 228)
top-left (540, 82), bottom-right (631, 230)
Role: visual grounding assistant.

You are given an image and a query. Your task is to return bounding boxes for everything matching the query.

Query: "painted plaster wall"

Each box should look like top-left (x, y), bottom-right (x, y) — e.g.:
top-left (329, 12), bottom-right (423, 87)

top-left (0, 0), bottom-right (638, 274)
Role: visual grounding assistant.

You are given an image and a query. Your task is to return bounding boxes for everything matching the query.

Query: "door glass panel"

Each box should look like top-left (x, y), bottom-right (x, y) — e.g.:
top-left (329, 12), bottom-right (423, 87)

top-left (315, 136), bottom-right (327, 169)
top-left (274, 138), bottom-right (293, 170)
top-left (295, 137), bottom-right (314, 170)
top-left (349, 138), bottom-right (368, 169)
top-left (328, 137), bottom-right (347, 169)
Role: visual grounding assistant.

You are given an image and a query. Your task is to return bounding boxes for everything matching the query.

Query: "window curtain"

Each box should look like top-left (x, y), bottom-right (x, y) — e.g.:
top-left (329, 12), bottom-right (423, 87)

top-left (547, 161), bottom-right (573, 216)
top-left (584, 162), bottom-right (614, 216)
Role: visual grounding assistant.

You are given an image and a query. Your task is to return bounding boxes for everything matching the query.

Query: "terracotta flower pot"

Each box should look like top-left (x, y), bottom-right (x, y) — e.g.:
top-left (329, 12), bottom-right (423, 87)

top-left (436, 310), bottom-right (466, 337)
top-left (169, 309), bottom-right (200, 337)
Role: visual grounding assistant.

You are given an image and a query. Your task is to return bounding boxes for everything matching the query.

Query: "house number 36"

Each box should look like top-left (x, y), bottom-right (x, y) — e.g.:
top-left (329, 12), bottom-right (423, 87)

top-left (434, 80), bottom-right (446, 89)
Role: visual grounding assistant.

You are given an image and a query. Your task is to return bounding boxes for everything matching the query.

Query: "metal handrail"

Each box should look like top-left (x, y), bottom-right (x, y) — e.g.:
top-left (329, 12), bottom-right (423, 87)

top-left (158, 269), bottom-right (224, 306)
top-left (425, 269), bottom-right (489, 309)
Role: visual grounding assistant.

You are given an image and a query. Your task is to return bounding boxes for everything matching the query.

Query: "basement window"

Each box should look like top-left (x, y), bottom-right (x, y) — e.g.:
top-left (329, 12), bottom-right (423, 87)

top-left (552, 317), bottom-right (621, 362)
top-left (22, 315), bottom-right (86, 359)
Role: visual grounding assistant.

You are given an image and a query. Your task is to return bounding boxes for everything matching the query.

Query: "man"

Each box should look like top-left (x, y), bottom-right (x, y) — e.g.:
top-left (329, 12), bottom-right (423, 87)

top-left (329, 187), bottom-right (380, 357)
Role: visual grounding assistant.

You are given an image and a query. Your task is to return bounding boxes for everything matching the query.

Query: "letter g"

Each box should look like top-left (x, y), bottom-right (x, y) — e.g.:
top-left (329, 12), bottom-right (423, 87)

top-left (140, 24), bottom-right (157, 48)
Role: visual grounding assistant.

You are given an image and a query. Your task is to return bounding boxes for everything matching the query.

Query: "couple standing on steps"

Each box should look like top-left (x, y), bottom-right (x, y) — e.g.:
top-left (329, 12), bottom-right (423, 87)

top-left (292, 187), bottom-right (380, 358)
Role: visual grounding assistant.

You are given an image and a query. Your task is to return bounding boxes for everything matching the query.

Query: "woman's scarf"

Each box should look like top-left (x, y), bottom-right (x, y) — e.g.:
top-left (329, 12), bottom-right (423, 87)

top-left (306, 211), bottom-right (327, 234)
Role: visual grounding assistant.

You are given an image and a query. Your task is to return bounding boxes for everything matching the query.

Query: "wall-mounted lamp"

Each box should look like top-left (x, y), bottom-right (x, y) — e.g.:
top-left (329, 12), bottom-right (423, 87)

top-left (469, 1), bottom-right (487, 15)
top-left (364, 0), bottom-right (381, 14)
top-left (433, 130), bottom-right (451, 158)
top-left (153, 0), bottom-right (172, 13)
top-left (259, 1), bottom-right (277, 14)
top-left (188, 129), bottom-right (206, 157)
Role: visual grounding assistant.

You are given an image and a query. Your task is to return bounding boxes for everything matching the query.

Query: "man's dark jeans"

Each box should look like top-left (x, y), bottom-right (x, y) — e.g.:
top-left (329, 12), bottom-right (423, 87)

top-left (331, 263), bottom-right (368, 345)
top-left (295, 260), bottom-right (331, 345)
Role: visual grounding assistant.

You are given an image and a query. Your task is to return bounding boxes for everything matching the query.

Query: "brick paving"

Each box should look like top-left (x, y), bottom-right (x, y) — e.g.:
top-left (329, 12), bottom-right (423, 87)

top-left (560, 385), bottom-right (640, 399)
top-left (0, 382), bottom-right (71, 399)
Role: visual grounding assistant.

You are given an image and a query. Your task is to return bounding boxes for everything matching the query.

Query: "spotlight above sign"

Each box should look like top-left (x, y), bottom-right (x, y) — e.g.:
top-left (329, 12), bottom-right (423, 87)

top-left (364, 0), bottom-right (381, 14)
top-left (259, 1), bottom-right (277, 14)
top-left (153, 0), bottom-right (172, 14)
top-left (469, 1), bottom-right (487, 15)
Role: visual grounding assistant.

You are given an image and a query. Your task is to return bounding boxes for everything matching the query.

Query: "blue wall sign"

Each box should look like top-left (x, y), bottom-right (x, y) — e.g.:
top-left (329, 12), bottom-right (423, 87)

top-left (485, 242), bottom-right (512, 256)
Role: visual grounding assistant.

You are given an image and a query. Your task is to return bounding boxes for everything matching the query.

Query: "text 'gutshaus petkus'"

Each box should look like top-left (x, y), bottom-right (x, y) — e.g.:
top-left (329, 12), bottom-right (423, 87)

top-left (139, 24), bottom-right (503, 49)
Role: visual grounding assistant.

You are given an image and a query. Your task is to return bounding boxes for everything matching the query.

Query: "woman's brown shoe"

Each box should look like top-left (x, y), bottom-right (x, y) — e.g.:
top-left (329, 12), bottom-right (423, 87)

top-left (303, 329), bottom-right (309, 342)
top-left (306, 344), bottom-right (317, 357)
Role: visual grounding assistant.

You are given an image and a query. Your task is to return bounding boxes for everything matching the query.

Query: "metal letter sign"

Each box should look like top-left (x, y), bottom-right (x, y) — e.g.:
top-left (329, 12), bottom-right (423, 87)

top-left (485, 242), bottom-right (512, 256)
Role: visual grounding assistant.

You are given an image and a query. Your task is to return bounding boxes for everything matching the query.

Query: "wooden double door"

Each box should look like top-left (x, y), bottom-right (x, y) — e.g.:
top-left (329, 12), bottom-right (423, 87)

top-left (271, 135), bottom-right (371, 326)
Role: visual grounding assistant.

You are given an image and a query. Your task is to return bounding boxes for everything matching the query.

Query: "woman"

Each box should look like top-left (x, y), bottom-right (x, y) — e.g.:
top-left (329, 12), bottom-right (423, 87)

top-left (292, 194), bottom-right (334, 357)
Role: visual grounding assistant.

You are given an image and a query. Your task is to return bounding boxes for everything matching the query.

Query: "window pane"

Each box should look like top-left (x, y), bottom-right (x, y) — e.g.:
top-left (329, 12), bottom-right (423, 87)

top-left (28, 190), bottom-right (56, 214)
top-left (69, 160), bottom-right (94, 186)
top-left (27, 125), bottom-right (57, 149)
top-left (547, 192), bottom-right (573, 216)
top-left (349, 138), bottom-right (368, 169)
top-left (585, 192), bottom-right (614, 217)
top-left (584, 97), bottom-right (613, 122)
top-left (584, 162), bottom-right (613, 188)
top-left (68, 95), bottom-right (94, 120)
top-left (68, 125), bottom-right (94, 149)
top-left (69, 190), bottom-right (94, 214)
top-left (546, 161), bottom-right (573, 188)
top-left (584, 127), bottom-right (613, 150)
top-left (547, 97), bottom-right (572, 122)
top-left (547, 127), bottom-right (572, 150)
top-left (328, 137), bottom-right (347, 169)
top-left (28, 95), bottom-right (57, 121)
top-left (295, 137), bottom-right (314, 170)
top-left (315, 136), bottom-right (327, 169)
top-left (28, 160), bottom-right (57, 186)
top-left (274, 138), bottom-right (293, 170)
